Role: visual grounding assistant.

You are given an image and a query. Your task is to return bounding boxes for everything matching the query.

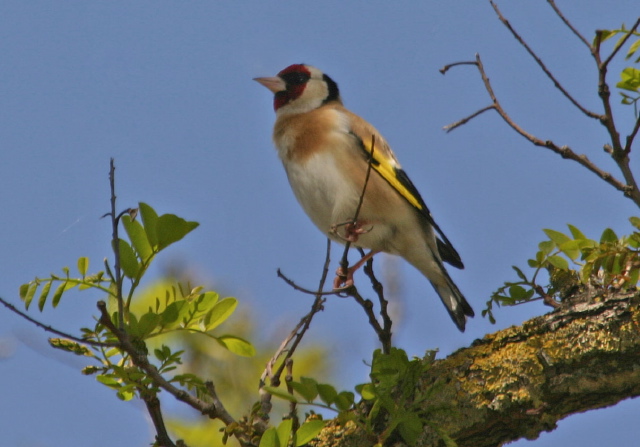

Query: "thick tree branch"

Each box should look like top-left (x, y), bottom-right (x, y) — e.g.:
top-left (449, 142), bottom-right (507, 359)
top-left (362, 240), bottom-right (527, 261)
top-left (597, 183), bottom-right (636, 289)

top-left (311, 289), bottom-right (640, 447)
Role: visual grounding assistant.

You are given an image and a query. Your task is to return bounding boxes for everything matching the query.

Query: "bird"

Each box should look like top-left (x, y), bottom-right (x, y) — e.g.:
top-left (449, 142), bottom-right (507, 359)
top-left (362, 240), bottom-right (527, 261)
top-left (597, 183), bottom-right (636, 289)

top-left (254, 64), bottom-right (474, 331)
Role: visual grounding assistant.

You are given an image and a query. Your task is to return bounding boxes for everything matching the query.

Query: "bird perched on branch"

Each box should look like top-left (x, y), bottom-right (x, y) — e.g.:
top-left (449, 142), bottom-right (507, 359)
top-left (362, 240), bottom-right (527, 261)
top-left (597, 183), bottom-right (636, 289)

top-left (254, 64), bottom-right (474, 331)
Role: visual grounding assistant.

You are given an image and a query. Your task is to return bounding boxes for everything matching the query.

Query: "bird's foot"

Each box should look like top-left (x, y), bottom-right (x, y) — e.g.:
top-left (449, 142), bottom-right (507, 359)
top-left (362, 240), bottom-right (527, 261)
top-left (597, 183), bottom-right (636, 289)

top-left (331, 219), bottom-right (373, 243)
top-left (332, 250), bottom-right (380, 290)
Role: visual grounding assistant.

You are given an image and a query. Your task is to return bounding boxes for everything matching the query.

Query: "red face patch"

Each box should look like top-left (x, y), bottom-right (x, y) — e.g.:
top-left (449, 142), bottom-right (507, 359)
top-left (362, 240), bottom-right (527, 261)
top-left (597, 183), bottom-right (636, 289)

top-left (274, 64), bottom-right (311, 111)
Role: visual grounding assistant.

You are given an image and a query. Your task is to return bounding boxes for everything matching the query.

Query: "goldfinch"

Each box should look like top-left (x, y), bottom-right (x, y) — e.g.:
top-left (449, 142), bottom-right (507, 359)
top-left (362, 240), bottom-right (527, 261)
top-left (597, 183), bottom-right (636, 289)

top-left (255, 64), bottom-right (474, 331)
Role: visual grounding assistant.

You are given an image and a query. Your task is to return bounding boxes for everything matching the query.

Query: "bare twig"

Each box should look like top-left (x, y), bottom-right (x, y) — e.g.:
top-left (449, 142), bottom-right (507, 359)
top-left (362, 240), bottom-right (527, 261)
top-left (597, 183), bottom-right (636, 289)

top-left (546, 0), bottom-right (591, 50)
top-left (0, 296), bottom-right (116, 348)
top-left (443, 104), bottom-right (495, 133)
top-left (360, 249), bottom-right (392, 354)
top-left (439, 60), bottom-right (478, 74)
top-left (626, 116), bottom-right (640, 154)
top-left (107, 159), bottom-right (125, 331)
top-left (444, 54), bottom-right (631, 197)
top-left (489, 0), bottom-right (601, 120)
top-left (276, 269), bottom-right (343, 297)
top-left (337, 135), bottom-right (377, 281)
top-left (262, 238), bottom-right (332, 417)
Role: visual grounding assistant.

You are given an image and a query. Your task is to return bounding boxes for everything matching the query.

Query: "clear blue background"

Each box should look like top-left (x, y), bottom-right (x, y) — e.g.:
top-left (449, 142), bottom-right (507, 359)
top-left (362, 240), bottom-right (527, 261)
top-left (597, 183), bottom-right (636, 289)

top-left (1, 1), bottom-right (638, 446)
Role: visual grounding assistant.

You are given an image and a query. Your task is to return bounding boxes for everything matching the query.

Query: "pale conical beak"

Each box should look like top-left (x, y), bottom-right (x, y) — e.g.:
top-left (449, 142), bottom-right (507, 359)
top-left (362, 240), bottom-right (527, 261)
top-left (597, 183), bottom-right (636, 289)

top-left (253, 76), bottom-right (286, 93)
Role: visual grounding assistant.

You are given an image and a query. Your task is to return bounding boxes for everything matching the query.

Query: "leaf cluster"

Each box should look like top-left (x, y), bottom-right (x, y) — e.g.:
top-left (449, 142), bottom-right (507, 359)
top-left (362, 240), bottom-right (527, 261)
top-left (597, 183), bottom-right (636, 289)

top-left (484, 218), bottom-right (640, 323)
top-left (265, 348), bottom-right (455, 447)
top-left (600, 25), bottom-right (640, 114)
top-left (19, 202), bottom-right (254, 404)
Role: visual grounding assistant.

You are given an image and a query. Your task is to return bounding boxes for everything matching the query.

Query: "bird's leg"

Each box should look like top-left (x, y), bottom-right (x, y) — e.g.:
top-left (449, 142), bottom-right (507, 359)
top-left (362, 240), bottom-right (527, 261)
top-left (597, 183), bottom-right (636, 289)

top-left (333, 250), bottom-right (380, 289)
top-left (331, 219), bottom-right (373, 243)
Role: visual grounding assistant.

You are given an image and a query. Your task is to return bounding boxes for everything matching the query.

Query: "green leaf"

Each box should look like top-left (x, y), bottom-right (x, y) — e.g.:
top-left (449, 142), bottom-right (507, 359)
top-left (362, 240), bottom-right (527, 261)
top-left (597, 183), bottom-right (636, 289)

top-left (559, 240), bottom-right (580, 261)
top-left (629, 217), bottom-right (640, 230)
top-left (291, 378), bottom-right (318, 402)
top-left (617, 67), bottom-right (640, 92)
top-left (600, 228), bottom-right (619, 243)
top-left (547, 255), bottom-right (569, 270)
top-left (204, 297), bottom-right (238, 331)
top-left (49, 338), bottom-right (91, 356)
top-left (160, 301), bottom-right (188, 328)
top-left (334, 391), bottom-right (355, 411)
top-left (37, 280), bottom-right (53, 311)
top-left (96, 374), bottom-right (120, 388)
top-left (568, 224), bottom-right (588, 240)
top-left (543, 229), bottom-right (571, 245)
top-left (215, 335), bottom-right (256, 357)
top-left (117, 386), bottom-right (136, 401)
top-left (115, 239), bottom-right (139, 278)
top-left (135, 312), bottom-right (161, 338)
top-left (263, 386), bottom-right (298, 403)
top-left (398, 412), bottom-right (423, 446)
top-left (122, 214), bottom-right (154, 261)
top-left (259, 427), bottom-right (280, 447)
top-left (156, 214), bottom-right (199, 251)
top-left (317, 383), bottom-right (338, 405)
top-left (52, 281), bottom-right (75, 309)
top-left (627, 38), bottom-right (640, 60)
top-left (77, 257), bottom-right (89, 277)
top-left (296, 420), bottom-right (326, 446)
top-left (276, 419), bottom-right (292, 447)
top-left (189, 291), bottom-right (219, 322)
top-left (358, 383), bottom-right (377, 400)
top-left (538, 240), bottom-right (555, 255)
top-left (508, 285), bottom-right (529, 300)
top-left (139, 202), bottom-right (159, 247)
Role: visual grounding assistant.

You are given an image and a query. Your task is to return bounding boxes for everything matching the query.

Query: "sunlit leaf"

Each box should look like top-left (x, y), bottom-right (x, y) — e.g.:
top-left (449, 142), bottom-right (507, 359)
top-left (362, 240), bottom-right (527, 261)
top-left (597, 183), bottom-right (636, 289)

top-left (139, 202), bottom-right (159, 247)
top-left (262, 386), bottom-right (298, 403)
top-left (215, 335), bottom-right (255, 357)
top-left (276, 419), bottom-right (292, 447)
top-left (259, 427), bottom-right (280, 447)
top-left (543, 229), bottom-right (571, 245)
top-left (77, 257), bottom-right (89, 277)
top-left (291, 378), bottom-right (318, 402)
top-left (600, 228), bottom-right (619, 243)
top-left (317, 383), bottom-right (338, 405)
top-left (52, 281), bottom-right (76, 309)
top-left (122, 214), bottom-right (153, 261)
top-left (568, 224), bottom-right (588, 240)
top-left (547, 255), bottom-right (569, 270)
top-left (296, 420), bottom-right (326, 446)
top-left (204, 297), bottom-right (238, 331)
top-left (156, 214), bottom-right (199, 251)
top-left (115, 239), bottom-right (139, 278)
top-left (37, 280), bottom-right (52, 311)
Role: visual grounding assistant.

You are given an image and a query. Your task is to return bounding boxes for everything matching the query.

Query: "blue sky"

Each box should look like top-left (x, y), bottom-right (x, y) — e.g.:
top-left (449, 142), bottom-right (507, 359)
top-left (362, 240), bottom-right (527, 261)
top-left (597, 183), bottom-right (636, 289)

top-left (1, 1), bottom-right (639, 446)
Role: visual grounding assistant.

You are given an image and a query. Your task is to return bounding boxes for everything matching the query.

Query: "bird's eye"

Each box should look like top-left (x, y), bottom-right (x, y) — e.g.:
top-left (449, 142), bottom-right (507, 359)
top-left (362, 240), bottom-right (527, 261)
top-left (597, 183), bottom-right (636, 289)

top-left (281, 71), bottom-right (310, 86)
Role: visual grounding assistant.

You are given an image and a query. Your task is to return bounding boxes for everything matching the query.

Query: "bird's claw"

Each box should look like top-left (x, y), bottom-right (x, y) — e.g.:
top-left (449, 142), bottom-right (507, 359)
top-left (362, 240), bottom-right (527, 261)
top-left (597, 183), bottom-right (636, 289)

top-left (331, 220), bottom-right (373, 243)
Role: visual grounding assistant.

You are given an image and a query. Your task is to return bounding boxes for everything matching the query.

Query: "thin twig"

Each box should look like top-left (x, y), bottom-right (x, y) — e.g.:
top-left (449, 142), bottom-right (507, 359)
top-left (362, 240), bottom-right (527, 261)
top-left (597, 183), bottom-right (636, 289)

top-left (97, 301), bottom-right (251, 446)
top-left (601, 17), bottom-right (640, 69)
top-left (444, 104), bottom-right (495, 133)
top-left (626, 116), bottom-right (640, 155)
top-left (360, 249), bottom-right (392, 354)
top-left (439, 60), bottom-right (478, 75)
top-left (261, 238), bottom-right (332, 417)
top-left (489, 0), bottom-right (601, 120)
top-left (546, 0), bottom-right (591, 50)
top-left (337, 135), bottom-right (377, 279)
top-left (448, 53), bottom-right (631, 196)
top-left (108, 159), bottom-right (125, 331)
top-left (0, 296), bottom-right (116, 348)
top-left (276, 269), bottom-right (343, 297)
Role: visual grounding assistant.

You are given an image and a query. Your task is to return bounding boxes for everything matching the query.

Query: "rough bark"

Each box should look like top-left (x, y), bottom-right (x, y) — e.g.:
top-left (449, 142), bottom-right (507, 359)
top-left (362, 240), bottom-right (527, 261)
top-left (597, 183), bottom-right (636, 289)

top-left (311, 289), bottom-right (640, 447)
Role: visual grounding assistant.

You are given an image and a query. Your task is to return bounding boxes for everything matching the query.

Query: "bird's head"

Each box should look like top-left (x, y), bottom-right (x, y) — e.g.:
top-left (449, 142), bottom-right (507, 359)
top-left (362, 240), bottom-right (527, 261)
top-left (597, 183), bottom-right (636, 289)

top-left (254, 64), bottom-right (341, 114)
